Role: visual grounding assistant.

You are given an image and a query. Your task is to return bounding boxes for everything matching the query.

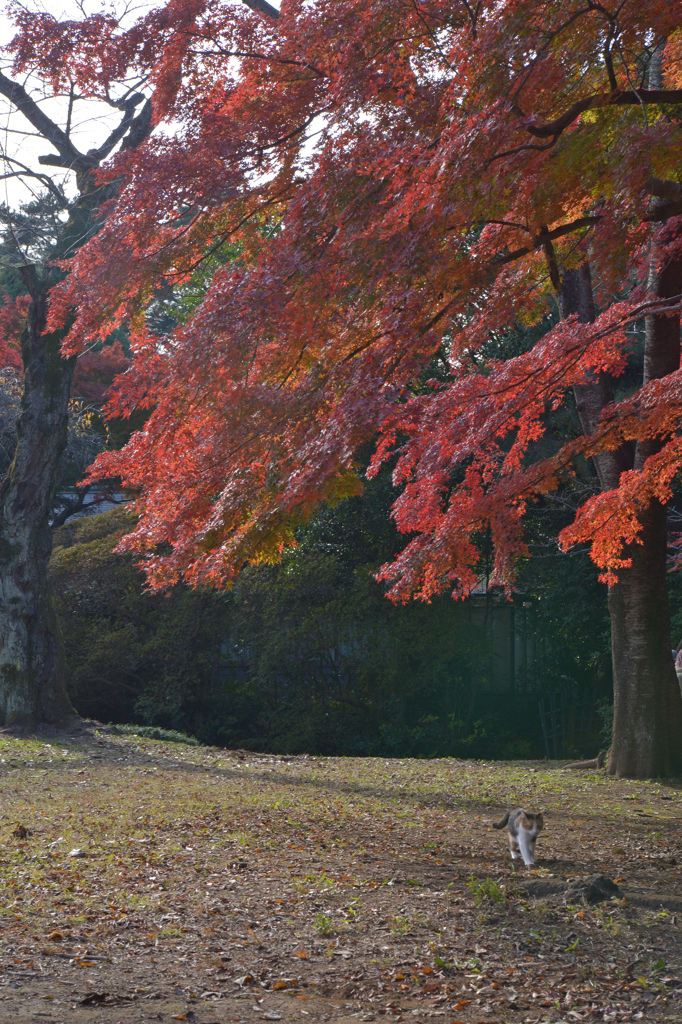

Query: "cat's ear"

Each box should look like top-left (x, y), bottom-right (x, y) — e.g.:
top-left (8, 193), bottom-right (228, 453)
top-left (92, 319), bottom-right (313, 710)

top-left (536, 812), bottom-right (544, 829)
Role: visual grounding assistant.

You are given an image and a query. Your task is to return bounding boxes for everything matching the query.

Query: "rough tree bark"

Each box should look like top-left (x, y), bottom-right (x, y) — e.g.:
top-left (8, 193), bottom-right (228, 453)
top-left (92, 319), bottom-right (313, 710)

top-left (552, 32), bottom-right (682, 776)
top-left (560, 255), bottom-right (682, 778)
top-left (608, 499), bottom-right (682, 778)
top-left (0, 271), bottom-right (75, 726)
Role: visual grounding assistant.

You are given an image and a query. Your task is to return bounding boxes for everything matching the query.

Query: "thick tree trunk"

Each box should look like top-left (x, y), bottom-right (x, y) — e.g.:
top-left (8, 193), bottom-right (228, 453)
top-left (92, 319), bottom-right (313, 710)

top-left (608, 225), bottom-right (682, 777)
top-left (561, 258), bottom-right (682, 778)
top-left (608, 500), bottom-right (682, 777)
top-left (0, 273), bottom-right (75, 727)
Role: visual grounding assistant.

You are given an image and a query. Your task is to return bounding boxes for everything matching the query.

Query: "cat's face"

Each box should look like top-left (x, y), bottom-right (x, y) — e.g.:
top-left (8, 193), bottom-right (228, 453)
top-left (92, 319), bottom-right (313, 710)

top-left (520, 811), bottom-right (544, 831)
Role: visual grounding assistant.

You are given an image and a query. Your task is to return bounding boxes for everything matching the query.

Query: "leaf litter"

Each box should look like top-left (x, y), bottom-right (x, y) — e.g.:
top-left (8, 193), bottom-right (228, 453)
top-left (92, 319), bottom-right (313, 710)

top-left (0, 726), bottom-right (680, 1023)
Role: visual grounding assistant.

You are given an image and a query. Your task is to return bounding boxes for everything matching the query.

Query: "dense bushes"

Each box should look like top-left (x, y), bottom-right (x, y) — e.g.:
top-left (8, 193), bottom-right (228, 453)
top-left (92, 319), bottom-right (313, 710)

top-left (51, 475), bottom-right (612, 757)
top-left (51, 509), bottom-right (228, 735)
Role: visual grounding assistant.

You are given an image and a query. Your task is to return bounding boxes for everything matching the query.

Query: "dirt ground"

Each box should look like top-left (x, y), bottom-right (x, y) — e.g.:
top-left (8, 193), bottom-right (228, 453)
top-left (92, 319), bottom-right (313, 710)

top-left (0, 725), bottom-right (680, 1024)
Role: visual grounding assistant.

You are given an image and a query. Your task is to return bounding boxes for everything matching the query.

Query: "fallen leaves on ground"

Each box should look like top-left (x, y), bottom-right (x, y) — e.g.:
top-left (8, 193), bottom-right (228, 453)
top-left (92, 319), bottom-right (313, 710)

top-left (0, 727), bottom-right (680, 1023)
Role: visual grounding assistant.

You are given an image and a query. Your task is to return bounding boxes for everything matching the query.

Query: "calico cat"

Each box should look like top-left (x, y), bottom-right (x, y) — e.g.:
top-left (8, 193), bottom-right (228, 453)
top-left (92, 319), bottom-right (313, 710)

top-left (493, 808), bottom-right (544, 866)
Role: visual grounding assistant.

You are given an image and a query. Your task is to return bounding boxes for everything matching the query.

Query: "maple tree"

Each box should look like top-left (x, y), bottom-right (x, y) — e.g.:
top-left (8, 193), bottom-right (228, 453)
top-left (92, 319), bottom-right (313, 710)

top-left (6, 0), bottom-right (682, 776)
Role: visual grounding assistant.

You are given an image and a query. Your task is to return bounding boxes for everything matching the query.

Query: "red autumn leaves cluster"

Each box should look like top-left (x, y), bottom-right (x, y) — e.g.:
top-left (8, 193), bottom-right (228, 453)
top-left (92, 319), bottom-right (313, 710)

top-left (9, 0), bottom-right (681, 593)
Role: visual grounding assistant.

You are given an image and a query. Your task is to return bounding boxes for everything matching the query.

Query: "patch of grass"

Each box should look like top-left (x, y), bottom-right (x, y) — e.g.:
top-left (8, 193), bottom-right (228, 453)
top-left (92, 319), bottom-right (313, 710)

top-left (341, 901), bottom-right (359, 923)
top-left (313, 912), bottom-right (335, 936)
top-left (224, 831), bottom-right (251, 846)
top-left (389, 913), bottom-right (412, 935)
top-left (466, 874), bottom-right (507, 906)
top-left (113, 724), bottom-right (199, 745)
top-left (433, 955), bottom-right (452, 971)
top-left (295, 872), bottom-right (336, 892)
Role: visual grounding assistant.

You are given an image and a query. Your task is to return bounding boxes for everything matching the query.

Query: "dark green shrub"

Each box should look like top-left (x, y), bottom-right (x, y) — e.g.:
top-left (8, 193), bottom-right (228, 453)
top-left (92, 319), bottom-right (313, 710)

top-left (51, 508), bottom-right (230, 739)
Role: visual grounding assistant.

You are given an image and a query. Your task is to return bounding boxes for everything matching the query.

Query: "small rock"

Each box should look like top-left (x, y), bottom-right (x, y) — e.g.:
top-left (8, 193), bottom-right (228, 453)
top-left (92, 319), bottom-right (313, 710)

top-left (69, 847), bottom-right (86, 858)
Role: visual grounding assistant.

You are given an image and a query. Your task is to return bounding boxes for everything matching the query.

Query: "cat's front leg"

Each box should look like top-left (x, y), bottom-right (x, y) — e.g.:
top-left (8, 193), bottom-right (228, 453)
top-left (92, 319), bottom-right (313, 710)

top-left (518, 829), bottom-right (535, 866)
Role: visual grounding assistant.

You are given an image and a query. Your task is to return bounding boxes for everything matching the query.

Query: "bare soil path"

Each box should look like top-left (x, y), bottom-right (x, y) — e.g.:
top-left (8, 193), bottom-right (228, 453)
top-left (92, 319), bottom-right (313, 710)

top-left (0, 726), bottom-right (680, 1024)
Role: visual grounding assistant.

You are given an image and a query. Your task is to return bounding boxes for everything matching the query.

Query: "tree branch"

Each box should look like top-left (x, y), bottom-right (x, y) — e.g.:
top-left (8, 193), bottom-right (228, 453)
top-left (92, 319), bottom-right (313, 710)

top-left (493, 216), bottom-right (601, 267)
top-left (0, 70), bottom-right (87, 175)
top-left (540, 225), bottom-right (562, 292)
top-left (241, 0), bottom-right (279, 20)
top-left (0, 156), bottom-right (69, 206)
top-left (194, 44), bottom-right (326, 78)
top-left (51, 486), bottom-right (90, 529)
top-left (521, 89), bottom-right (682, 141)
top-left (88, 92), bottom-right (147, 163)
top-left (38, 92), bottom-right (148, 177)
top-left (119, 98), bottom-right (153, 153)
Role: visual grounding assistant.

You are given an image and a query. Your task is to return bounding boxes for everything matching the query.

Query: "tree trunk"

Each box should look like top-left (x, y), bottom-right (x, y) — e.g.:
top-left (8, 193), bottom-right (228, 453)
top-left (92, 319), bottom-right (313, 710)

top-left (561, 259), bottom-right (682, 778)
top-left (0, 82), bottom-right (151, 729)
top-left (608, 224), bottom-right (682, 777)
top-left (562, 263), bottom-right (632, 491)
top-left (608, 500), bottom-right (682, 777)
top-left (602, 42), bottom-right (682, 774)
top-left (0, 273), bottom-right (75, 727)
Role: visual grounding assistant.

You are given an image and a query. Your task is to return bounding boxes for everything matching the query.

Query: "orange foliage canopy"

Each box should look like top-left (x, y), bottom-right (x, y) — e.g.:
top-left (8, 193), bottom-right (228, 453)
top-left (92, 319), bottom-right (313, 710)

top-left (17, 0), bottom-right (682, 593)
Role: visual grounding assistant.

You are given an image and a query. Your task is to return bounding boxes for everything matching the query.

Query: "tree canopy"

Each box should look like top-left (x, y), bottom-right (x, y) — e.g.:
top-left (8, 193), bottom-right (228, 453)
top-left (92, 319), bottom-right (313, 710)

top-left (37, 0), bottom-right (681, 599)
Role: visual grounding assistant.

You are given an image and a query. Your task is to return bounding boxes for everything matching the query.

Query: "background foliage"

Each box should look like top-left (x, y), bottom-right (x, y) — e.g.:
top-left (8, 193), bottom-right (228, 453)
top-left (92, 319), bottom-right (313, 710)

top-left (51, 469), bottom-right (612, 758)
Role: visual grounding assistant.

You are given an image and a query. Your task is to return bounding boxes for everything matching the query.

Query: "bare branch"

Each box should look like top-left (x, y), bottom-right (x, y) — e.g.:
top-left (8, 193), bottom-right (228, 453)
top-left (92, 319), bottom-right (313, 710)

top-left (241, 0), bottom-right (279, 20)
top-left (0, 154), bottom-right (69, 205)
top-left (119, 97), bottom-right (153, 152)
top-left (65, 83), bottom-right (75, 140)
top-left (0, 70), bottom-right (88, 175)
top-left (87, 91), bottom-right (146, 163)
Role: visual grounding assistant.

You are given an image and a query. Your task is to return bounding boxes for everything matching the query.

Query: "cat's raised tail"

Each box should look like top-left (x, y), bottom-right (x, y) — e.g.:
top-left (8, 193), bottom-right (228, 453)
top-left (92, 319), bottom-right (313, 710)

top-left (492, 810), bottom-right (511, 830)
